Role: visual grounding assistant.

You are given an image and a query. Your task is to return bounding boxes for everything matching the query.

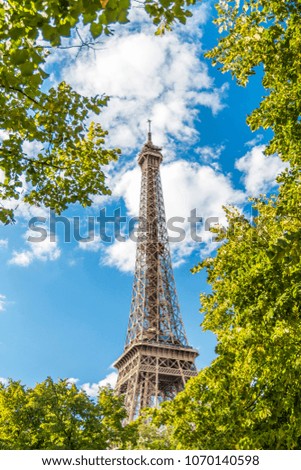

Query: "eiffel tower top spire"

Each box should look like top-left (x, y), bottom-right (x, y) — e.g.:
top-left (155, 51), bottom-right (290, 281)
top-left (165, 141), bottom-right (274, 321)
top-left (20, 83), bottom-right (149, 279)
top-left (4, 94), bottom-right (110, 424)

top-left (114, 130), bottom-right (198, 421)
top-left (147, 119), bottom-right (152, 143)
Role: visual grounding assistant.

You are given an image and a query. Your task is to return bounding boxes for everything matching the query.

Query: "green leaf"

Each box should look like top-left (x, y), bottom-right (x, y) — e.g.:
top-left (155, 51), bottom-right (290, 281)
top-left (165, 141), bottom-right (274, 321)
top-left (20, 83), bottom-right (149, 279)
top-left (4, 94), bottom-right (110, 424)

top-left (90, 21), bottom-right (103, 38)
top-left (11, 49), bottom-right (28, 65)
top-left (19, 61), bottom-right (35, 76)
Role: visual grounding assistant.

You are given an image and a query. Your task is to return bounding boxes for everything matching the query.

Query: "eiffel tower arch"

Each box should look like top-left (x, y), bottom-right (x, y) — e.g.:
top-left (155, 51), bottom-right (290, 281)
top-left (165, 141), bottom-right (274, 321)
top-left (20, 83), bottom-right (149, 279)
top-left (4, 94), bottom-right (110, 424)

top-left (114, 127), bottom-right (198, 422)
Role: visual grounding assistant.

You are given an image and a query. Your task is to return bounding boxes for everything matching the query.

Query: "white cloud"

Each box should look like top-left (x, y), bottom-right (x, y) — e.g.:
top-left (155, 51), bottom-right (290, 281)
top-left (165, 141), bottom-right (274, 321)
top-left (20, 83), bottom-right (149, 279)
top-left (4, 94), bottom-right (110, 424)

top-left (81, 372), bottom-right (118, 397)
top-left (174, 2), bottom-right (210, 38)
top-left (22, 140), bottom-right (44, 158)
top-left (12, 200), bottom-right (48, 222)
top-left (102, 238), bottom-right (137, 273)
top-left (61, 6), bottom-right (228, 152)
top-left (195, 144), bottom-right (225, 163)
top-left (194, 83), bottom-right (229, 115)
top-left (67, 258), bottom-right (78, 267)
top-left (0, 239), bottom-right (8, 249)
top-left (0, 294), bottom-right (7, 312)
top-left (0, 130), bottom-right (9, 141)
top-left (9, 251), bottom-right (32, 267)
top-left (66, 377), bottom-right (79, 385)
top-left (245, 134), bottom-right (264, 147)
top-left (0, 170), bottom-right (48, 222)
top-left (0, 377), bottom-right (9, 386)
top-left (78, 235), bottom-right (103, 252)
top-left (33, 237), bottom-right (60, 261)
top-left (110, 166), bottom-right (141, 217)
top-left (9, 232), bottom-right (61, 267)
top-left (235, 145), bottom-right (287, 196)
top-left (102, 159), bottom-right (245, 272)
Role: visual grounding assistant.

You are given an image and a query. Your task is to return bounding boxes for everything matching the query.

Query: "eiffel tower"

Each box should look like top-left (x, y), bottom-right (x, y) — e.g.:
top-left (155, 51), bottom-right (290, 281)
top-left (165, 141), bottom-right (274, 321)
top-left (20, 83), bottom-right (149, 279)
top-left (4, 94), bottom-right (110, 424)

top-left (114, 123), bottom-right (198, 422)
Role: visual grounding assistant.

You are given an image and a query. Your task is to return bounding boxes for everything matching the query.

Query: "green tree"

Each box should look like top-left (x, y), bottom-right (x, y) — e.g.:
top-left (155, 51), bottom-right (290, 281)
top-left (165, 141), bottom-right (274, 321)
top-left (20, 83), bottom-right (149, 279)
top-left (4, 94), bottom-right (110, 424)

top-left (0, 380), bottom-right (33, 449)
top-left (153, 201), bottom-right (301, 449)
top-left (130, 414), bottom-right (174, 449)
top-left (0, 378), bottom-right (134, 449)
top-left (148, 0), bottom-right (301, 450)
top-left (207, 0), bottom-right (301, 168)
top-left (0, 0), bottom-right (195, 224)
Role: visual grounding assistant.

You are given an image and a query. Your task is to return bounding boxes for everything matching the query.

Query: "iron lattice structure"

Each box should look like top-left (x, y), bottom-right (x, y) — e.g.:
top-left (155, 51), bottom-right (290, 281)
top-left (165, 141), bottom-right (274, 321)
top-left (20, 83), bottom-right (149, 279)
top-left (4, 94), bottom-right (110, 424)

top-left (114, 131), bottom-right (198, 422)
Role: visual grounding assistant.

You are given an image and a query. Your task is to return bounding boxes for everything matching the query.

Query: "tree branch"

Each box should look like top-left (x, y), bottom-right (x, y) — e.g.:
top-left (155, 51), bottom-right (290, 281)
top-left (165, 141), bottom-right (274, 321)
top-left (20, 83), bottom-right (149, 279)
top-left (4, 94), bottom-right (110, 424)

top-left (0, 84), bottom-right (45, 109)
top-left (21, 155), bottom-right (66, 171)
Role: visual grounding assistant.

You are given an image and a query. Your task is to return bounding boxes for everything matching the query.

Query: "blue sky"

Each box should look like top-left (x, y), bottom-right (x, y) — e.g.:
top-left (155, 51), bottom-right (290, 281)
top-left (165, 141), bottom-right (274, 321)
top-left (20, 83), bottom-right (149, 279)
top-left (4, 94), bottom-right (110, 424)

top-left (0, 2), bottom-right (286, 395)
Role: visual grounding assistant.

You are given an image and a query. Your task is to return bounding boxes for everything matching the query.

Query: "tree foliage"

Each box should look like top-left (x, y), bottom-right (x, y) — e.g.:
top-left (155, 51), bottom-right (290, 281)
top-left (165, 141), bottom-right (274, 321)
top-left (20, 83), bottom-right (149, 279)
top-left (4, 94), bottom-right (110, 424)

top-left (146, 0), bottom-right (301, 450)
top-left (207, 0), bottom-right (301, 168)
top-left (128, 414), bottom-right (174, 449)
top-left (0, 378), bottom-right (135, 449)
top-left (0, 0), bottom-right (195, 224)
top-left (152, 199), bottom-right (301, 449)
